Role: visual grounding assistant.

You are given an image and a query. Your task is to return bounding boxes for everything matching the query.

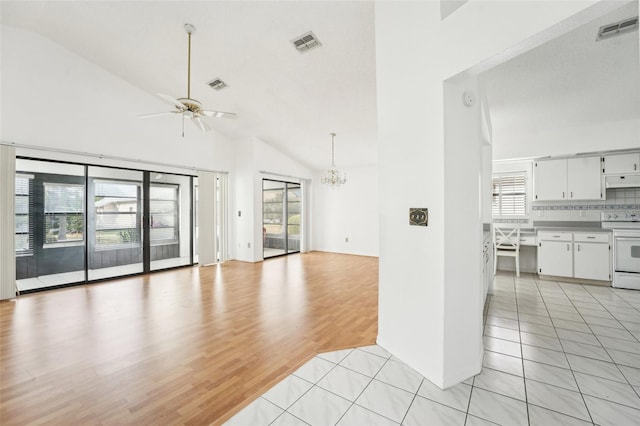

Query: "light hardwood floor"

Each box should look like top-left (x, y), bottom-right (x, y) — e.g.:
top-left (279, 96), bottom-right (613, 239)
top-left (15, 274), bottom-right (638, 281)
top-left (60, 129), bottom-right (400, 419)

top-left (0, 252), bottom-right (378, 425)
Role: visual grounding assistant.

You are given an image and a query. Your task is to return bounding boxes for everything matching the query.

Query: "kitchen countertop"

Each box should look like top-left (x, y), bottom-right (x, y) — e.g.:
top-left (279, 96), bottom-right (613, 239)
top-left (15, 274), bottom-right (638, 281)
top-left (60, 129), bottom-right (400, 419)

top-left (536, 227), bottom-right (612, 233)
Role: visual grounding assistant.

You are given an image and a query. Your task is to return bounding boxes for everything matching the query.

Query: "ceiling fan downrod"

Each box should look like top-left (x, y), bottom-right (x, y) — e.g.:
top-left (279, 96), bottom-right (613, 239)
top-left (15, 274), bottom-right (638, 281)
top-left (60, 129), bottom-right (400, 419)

top-left (184, 23), bottom-right (196, 100)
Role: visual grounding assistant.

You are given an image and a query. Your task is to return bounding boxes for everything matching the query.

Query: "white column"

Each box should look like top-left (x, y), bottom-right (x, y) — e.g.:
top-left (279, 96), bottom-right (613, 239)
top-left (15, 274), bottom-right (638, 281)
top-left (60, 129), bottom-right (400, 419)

top-left (0, 145), bottom-right (16, 299)
top-left (197, 170), bottom-right (217, 266)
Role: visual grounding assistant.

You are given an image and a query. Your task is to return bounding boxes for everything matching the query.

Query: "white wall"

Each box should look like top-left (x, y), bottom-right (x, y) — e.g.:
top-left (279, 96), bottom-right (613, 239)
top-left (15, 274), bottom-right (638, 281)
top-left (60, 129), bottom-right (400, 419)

top-left (312, 165), bottom-right (379, 257)
top-left (233, 137), bottom-right (313, 262)
top-left (375, 0), bottom-right (604, 388)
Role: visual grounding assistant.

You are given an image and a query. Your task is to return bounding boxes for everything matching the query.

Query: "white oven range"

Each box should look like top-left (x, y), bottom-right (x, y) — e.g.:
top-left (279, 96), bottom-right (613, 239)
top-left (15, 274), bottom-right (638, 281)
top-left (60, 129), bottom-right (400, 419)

top-left (602, 210), bottom-right (640, 290)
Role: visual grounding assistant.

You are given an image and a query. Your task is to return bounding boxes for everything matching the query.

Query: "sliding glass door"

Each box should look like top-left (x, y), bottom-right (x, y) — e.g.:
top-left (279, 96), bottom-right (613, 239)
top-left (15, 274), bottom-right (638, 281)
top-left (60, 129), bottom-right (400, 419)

top-left (87, 166), bottom-right (144, 281)
top-left (15, 159), bottom-right (86, 291)
top-left (262, 179), bottom-right (301, 259)
top-left (150, 173), bottom-right (192, 270)
top-left (15, 158), bottom-right (204, 292)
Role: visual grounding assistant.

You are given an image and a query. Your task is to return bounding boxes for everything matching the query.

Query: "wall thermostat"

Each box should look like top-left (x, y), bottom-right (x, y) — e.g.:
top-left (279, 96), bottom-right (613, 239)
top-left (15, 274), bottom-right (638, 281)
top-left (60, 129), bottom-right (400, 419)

top-left (462, 91), bottom-right (475, 107)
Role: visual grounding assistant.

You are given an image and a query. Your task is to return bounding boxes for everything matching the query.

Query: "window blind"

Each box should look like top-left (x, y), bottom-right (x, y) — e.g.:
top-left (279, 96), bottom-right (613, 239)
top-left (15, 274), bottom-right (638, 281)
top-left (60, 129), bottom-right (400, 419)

top-left (492, 173), bottom-right (527, 217)
top-left (15, 174), bottom-right (34, 254)
top-left (44, 183), bottom-right (85, 244)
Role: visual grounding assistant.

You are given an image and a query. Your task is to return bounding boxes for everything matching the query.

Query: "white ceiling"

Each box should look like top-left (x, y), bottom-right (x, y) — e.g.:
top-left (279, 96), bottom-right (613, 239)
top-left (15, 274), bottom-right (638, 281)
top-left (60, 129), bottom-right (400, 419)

top-left (2, 1), bottom-right (638, 170)
top-left (1, 1), bottom-right (378, 171)
top-left (480, 1), bottom-right (639, 150)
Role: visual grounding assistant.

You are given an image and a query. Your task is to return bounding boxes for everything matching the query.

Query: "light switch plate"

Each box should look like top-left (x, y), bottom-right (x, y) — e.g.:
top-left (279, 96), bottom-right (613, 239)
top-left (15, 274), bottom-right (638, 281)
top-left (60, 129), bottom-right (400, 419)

top-left (410, 208), bottom-right (428, 226)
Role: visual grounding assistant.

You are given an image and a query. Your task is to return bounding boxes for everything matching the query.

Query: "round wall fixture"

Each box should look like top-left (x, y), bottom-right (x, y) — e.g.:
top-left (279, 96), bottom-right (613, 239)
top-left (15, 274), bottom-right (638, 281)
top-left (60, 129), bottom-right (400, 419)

top-left (462, 91), bottom-right (475, 107)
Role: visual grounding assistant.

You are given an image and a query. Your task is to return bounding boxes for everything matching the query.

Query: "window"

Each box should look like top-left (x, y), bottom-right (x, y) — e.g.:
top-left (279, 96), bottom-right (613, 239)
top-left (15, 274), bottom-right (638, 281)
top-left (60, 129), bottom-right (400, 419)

top-left (492, 173), bottom-right (527, 217)
top-left (150, 183), bottom-right (179, 245)
top-left (44, 183), bottom-right (85, 245)
top-left (94, 180), bottom-right (141, 249)
top-left (15, 174), bottom-right (33, 254)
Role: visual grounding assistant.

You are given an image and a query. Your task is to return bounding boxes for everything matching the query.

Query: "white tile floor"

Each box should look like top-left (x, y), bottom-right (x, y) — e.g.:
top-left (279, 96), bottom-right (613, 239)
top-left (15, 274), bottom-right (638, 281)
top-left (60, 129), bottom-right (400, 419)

top-left (225, 272), bottom-right (640, 426)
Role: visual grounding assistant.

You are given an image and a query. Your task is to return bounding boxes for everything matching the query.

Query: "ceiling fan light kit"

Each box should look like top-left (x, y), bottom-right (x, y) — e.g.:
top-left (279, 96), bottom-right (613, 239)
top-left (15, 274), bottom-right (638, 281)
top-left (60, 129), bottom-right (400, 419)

top-left (139, 23), bottom-right (237, 136)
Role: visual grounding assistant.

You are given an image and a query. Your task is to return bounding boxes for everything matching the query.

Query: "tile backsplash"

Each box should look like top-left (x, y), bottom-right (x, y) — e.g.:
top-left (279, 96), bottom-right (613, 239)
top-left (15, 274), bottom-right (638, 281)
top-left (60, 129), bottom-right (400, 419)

top-left (529, 188), bottom-right (640, 222)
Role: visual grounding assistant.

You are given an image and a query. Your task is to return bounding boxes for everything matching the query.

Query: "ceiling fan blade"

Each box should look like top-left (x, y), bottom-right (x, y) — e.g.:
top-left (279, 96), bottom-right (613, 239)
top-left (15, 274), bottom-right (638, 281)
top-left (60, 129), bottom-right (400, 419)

top-left (138, 111), bottom-right (177, 119)
top-left (193, 117), bottom-right (210, 133)
top-left (201, 110), bottom-right (237, 119)
top-left (157, 93), bottom-right (186, 109)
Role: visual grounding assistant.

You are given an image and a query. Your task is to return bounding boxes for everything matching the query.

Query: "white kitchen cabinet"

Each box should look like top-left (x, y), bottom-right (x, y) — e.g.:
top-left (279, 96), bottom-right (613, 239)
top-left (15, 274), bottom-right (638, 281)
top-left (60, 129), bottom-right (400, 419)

top-left (603, 153), bottom-right (640, 175)
top-left (567, 157), bottom-right (603, 200)
top-left (534, 159), bottom-right (567, 201)
top-left (538, 231), bottom-right (611, 281)
top-left (574, 242), bottom-right (611, 281)
top-left (538, 240), bottom-right (573, 277)
top-left (534, 157), bottom-right (603, 201)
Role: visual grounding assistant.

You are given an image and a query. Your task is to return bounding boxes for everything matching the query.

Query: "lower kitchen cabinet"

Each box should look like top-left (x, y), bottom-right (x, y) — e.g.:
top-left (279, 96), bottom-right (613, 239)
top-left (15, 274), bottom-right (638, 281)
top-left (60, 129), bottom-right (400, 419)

top-left (538, 231), bottom-right (611, 281)
top-left (538, 240), bottom-right (573, 277)
top-left (574, 242), bottom-right (611, 281)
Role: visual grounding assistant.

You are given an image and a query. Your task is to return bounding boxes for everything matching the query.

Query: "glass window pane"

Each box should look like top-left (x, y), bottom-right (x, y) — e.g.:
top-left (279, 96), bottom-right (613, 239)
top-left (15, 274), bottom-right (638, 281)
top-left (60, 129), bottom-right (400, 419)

top-left (95, 197), bottom-right (138, 213)
top-left (150, 200), bottom-right (175, 214)
top-left (96, 213), bottom-right (138, 230)
top-left (15, 196), bottom-right (28, 214)
top-left (151, 228), bottom-right (176, 242)
top-left (15, 215), bottom-right (28, 233)
top-left (95, 182), bottom-right (138, 198)
top-left (44, 214), bottom-right (84, 243)
top-left (150, 186), bottom-right (176, 200)
top-left (44, 183), bottom-right (84, 213)
top-left (95, 229), bottom-right (140, 246)
top-left (152, 213), bottom-right (175, 228)
top-left (15, 234), bottom-right (29, 252)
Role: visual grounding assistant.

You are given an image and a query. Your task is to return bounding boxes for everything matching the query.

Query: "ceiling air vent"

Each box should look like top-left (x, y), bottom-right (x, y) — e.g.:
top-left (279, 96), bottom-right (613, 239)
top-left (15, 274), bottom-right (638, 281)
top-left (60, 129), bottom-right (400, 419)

top-left (291, 31), bottom-right (322, 53)
top-left (596, 16), bottom-right (638, 41)
top-left (208, 78), bottom-right (228, 90)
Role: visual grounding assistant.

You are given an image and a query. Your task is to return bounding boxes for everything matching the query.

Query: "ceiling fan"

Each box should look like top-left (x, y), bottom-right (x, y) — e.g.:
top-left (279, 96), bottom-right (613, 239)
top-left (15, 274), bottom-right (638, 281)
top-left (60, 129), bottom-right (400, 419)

top-left (139, 23), bottom-right (237, 135)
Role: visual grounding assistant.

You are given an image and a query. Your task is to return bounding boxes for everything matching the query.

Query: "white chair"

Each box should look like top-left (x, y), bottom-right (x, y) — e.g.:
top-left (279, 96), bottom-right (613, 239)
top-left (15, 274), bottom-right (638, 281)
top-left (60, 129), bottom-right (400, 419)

top-left (494, 226), bottom-right (521, 277)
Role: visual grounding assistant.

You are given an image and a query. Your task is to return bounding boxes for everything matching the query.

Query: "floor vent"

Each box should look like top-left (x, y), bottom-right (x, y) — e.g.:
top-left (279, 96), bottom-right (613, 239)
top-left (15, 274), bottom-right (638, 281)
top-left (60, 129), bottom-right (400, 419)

top-left (596, 16), bottom-right (638, 41)
top-left (291, 31), bottom-right (322, 53)
top-left (208, 78), bottom-right (228, 90)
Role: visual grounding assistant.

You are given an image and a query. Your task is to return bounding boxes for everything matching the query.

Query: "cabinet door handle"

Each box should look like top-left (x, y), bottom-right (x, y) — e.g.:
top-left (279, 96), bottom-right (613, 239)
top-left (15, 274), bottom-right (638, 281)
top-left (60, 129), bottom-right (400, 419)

top-left (571, 191), bottom-right (573, 198)
top-left (586, 236), bottom-right (596, 239)
top-left (562, 191), bottom-right (565, 199)
top-left (635, 163), bottom-right (638, 171)
top-left (577, 244), bottom-right (580, 252)
top-left (567, 243), bottom-right (570, 251)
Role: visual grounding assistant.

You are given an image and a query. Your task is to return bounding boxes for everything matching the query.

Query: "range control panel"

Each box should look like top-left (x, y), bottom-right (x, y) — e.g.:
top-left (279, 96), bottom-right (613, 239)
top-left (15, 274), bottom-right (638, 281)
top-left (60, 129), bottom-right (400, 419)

top-left (601, 210), bottom-right (640, 222)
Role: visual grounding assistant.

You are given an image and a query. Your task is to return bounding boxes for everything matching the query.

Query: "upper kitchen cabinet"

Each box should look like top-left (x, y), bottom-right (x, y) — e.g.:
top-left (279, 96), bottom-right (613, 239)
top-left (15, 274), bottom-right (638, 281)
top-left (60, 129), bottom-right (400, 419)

top-left (567, 157), bottom-right (603, 200)
top-left (534, 156), bottom-right (603, 201)
top-left (603, 153), bottom-right (640, 175)
top-left (534, 159), bottom-right (567, 201)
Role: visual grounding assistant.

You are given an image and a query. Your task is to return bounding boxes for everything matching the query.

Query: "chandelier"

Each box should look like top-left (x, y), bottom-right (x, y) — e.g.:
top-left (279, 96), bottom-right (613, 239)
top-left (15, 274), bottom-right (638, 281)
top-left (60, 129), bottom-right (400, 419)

top-left (321, 132), bottom-right (347, 187)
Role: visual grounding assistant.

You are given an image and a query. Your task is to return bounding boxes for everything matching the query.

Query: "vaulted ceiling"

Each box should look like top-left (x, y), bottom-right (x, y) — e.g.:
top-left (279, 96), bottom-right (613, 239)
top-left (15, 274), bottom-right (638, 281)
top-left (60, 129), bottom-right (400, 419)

top-left (1, 1), bottom-right (378, 170)
top-left (2, 1), bottom-right (638, 170)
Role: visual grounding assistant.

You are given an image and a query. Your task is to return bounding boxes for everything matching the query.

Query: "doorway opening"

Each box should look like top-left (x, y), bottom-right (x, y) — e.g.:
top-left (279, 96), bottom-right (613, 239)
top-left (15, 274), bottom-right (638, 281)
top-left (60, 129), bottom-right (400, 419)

top-left (262, 179), bottom-right (301, 259)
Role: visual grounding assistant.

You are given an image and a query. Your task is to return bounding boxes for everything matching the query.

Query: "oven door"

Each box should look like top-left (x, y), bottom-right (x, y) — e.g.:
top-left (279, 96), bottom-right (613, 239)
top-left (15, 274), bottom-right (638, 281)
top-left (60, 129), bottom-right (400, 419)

top-left (614, 236), bottom-right (640, 274)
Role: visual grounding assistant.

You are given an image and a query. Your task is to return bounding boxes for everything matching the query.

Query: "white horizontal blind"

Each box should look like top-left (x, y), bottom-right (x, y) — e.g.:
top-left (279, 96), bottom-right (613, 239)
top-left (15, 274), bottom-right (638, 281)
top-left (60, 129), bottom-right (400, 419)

top-left (15, 175), bottom-right (34, 254)
top-left (44, 183), bottom-right (85, 245)
top-left (150, 183), bottom-right (179, 245)
top-left (94, 180), bottom-right (141, 249)
top-left (492, 173), bottom-right (527, 217)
